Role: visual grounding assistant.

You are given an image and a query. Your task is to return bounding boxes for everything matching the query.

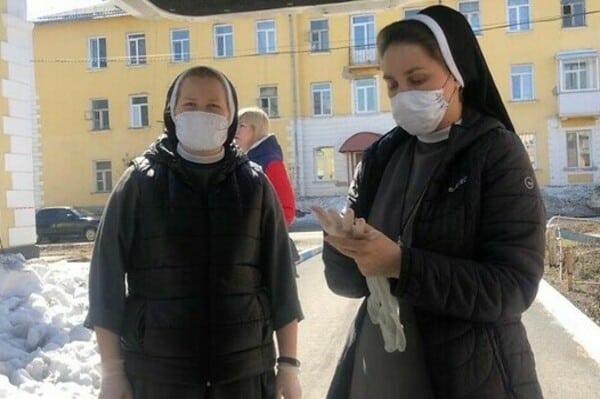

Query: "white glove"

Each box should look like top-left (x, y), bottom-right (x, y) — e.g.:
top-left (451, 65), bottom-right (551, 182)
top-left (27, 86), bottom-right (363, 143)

top-left (98, 359), bottom-right (133, 399)
top-left (366, 277), bottom-right (406, 352)
top-left (276, 363), bottom-right (302, 399)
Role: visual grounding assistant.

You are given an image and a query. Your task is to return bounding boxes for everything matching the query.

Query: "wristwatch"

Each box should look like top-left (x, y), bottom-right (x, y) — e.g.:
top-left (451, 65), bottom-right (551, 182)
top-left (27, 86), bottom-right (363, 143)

top-left (277, 356), bottom-right (301, 367)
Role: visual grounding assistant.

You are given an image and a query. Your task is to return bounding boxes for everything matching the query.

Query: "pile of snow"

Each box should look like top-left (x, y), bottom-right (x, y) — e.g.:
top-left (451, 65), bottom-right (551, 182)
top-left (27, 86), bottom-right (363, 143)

top-left (542, 185), bottom-right (600, 217)
top-left (0, 254), bottom-right (99, 398)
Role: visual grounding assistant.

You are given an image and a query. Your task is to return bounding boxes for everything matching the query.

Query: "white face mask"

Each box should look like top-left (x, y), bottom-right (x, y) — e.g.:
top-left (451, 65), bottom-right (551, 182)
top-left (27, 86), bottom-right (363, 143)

top-left (391, 88), bottom-right (449, 137)
top-left (174, 111), bottom-right (229, 152)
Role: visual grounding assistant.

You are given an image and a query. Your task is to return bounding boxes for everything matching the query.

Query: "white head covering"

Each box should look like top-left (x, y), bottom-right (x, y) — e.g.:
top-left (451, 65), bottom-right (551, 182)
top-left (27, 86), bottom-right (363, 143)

top-left (168, 67), bottom-right (236, 126)
top-left (406, 14), bottom-right (465, 87)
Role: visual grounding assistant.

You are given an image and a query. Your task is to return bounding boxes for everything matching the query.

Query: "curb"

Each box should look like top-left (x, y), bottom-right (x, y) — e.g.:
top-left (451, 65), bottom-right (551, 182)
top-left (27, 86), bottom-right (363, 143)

top-left (297, 245), bottom-right (323, 264)
top-left (535, 279), bottom-right (600, 365)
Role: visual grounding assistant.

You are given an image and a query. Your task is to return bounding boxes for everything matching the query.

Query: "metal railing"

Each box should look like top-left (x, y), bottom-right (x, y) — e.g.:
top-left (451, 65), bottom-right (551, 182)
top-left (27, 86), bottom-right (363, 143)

top-left (350, 46), bottom-right (378, 66)
top-left (546, 216), bottom-right (600, 290)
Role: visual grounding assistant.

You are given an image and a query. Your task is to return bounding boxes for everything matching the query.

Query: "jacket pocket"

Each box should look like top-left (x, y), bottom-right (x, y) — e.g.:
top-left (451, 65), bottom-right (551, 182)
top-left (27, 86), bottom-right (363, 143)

top-left (486, 326), bottom-right (512, 395)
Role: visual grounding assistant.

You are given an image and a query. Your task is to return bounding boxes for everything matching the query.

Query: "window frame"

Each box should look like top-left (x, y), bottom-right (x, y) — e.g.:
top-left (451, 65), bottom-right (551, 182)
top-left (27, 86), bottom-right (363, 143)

top-left (91, 99), bottom-right (110, 131)
top-left (311, 82), bottom-right (332, 116)
top-left (519, 133), bottom-right (538, 169)
top-left (314, 146), bottom-right (336, 181)
top-left (214, 24), bottom-right (234, 58)
top-left (560, 56), bottom-right (599, 92)
top-left (170, 29), bottom-right (190, 63)
top-left (310, 19), bottom-right (329, 53)
top-left (130, 95), bottom-right (149, 129)
top-left (127, 32), bottom-right (147, 66)
top-left (353, 78), bottom-right (378, 114)
top-left (88, 37), bottom-right (107, 69)
top-left (510, 63), bottom-right (535, 101)
top-left (258, 86), bottom-right (279, 117)
top-left (94, 160), bottom-right (113, 193)
top-left (459, 1), bottom-right (482, 35)
top-left (256, 20), bottom-right (277, 55)
top-left (403, 8), bottom-right (421, 18)
top-left (561, 0), bottom-right (586, 28)
top-left (566, 129), bottom-right (592, 169)
top-left (507, 0), bottom-right (532, 32)
top-left (350, 14), bottom-right (376, 50)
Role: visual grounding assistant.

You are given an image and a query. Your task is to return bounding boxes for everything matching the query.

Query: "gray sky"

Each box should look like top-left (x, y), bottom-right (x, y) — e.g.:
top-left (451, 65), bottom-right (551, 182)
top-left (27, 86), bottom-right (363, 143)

top-left (27, 0), bottom-right (106, 19)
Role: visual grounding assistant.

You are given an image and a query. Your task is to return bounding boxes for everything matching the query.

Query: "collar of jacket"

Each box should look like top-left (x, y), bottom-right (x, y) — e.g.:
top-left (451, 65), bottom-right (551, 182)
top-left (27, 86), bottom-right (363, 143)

top-left (142, 135), bottom-right (249, 188)
top-left (356, 108), bottom-right (504, 218)
top-left (369, 108), bottom-right (505, 167)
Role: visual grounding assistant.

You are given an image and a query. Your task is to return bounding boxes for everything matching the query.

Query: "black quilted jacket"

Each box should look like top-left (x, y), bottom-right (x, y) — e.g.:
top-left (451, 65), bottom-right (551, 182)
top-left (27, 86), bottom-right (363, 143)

top-left (324, 110), bottom-right (546, 399)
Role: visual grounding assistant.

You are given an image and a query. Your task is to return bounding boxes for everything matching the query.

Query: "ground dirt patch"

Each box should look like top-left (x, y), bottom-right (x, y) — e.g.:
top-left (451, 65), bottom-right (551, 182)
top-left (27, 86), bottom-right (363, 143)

top-left (545, 218), bottom-right (600, 326)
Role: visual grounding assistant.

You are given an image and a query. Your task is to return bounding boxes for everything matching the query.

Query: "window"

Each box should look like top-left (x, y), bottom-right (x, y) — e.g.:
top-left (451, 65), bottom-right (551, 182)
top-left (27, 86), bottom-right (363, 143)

top-left (259, 86), bottom-right (278, 117)
top-left (351, 15), bottom-right (376, 65)
top-left (127, 33), bottom-right (147, 65)
top-left (314, 147), bottom-right (335, 181)
top-left (562, 0), bottom-right (585, 28)
top-left (171, 29), bottom-right (190, 62)
top-left (214, 25), bottom-right (233, 58)
top-left (560, 57), bottom-right (598, 91)
top-left (91, 99), bottom-right (110, 131)
top-left (88, 37), bottom-right (107, 69)
top-left (511, 64), bottom-right (534, 101)
top-left (354, 78), bottom-right (377, 113)
top-left (310, 20), bottom-right (329, 52)
top-left (130, 96), bottom-right (149, 128)
top-left (507, 0), bottom-right (531, 32)
top-left (459, 1), bottom-right (481, 34)
top-left (257, 20), bottom-right (276, 54)
top-left (404, 9), bottom-right (421, 18)
top-left (312, 83), bottom-right (332, 116)
top-left (94, 161), bottom-right (113, 193)
top-left (566, 130), bottom-right (591, 168)
top-left (519, 133), bottom-right (537, 168)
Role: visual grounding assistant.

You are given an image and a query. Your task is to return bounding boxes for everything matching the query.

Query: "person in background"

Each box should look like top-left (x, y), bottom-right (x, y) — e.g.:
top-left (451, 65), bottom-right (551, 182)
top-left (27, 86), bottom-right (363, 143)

top-left (235, 107), bottom-right (301, 273)
top-left (86, 65), bottom-right (303, 399)
top-left (313, 5), bottom-right (545, 399)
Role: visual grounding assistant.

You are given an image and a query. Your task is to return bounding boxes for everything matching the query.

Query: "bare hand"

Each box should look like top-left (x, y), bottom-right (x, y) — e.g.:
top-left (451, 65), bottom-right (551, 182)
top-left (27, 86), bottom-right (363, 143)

top-left (325, 222), bottom-right (402, 278)
top-left (311, 206), bottom-right (355, 238)
top-left (276, 367), bottom-right (302, 399)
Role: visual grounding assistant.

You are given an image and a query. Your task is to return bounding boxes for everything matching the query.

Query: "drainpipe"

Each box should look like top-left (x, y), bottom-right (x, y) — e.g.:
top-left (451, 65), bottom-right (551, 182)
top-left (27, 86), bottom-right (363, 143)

top-left (288, 13), bottom-right (305, 196)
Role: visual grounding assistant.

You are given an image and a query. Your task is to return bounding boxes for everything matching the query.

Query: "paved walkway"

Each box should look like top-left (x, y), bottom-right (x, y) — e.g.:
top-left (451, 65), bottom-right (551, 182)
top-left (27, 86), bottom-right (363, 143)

top-left (524, 301), bottom-right (600, 398)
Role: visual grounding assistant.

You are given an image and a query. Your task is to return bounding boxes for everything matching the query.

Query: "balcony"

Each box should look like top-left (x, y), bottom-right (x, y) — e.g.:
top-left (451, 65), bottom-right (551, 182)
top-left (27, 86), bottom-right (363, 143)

top-left (349, 46), bottom-right (378, 70)
top-left (558, 90), bottom-right (600, 118)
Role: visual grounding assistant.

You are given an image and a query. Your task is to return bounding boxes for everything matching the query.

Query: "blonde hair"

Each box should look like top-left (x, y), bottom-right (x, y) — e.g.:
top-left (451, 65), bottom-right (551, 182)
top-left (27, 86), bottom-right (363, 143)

top-left (238, 107), bottom-right (270, 141)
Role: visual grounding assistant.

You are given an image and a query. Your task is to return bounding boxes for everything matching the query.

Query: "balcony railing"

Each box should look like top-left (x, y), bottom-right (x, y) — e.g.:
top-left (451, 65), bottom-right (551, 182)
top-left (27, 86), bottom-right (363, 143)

top-left (558, 89), bottom-right (600, 117)
top-left (350, 46), bottom-right (378, 67)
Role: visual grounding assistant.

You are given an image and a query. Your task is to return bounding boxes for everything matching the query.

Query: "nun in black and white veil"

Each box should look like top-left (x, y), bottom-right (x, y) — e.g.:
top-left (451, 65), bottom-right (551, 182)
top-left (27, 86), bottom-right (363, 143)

top-left (313, 5), bottom-right (545, 399)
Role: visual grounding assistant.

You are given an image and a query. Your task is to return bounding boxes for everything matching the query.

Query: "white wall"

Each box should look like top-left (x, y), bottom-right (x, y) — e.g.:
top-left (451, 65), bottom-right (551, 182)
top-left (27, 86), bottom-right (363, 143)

top-left (547, 117), bottom-right (600, 185)
top-left (2, 0), bottom-right (38, 247)
top-left (300, 112), bottom-right (394, 197)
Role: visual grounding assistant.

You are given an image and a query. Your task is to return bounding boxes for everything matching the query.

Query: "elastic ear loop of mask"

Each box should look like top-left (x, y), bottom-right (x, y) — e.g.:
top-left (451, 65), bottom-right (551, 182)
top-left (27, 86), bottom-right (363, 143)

top-left (442, 72), bottom-right (460, 107)
top-left (168, 68), bottom-right (236, 126)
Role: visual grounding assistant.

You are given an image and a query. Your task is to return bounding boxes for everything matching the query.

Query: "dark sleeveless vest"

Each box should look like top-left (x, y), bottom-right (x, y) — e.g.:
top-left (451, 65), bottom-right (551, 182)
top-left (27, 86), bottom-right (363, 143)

top-left (120, 153), bottom-right (276, 384)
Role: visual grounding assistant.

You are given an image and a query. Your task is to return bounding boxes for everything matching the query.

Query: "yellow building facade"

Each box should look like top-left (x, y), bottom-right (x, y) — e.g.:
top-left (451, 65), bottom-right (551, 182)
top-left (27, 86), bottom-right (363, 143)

top-left (33, 0), bottom-right (600, 207)
top-left (1, 0), bottom-right (37, 256)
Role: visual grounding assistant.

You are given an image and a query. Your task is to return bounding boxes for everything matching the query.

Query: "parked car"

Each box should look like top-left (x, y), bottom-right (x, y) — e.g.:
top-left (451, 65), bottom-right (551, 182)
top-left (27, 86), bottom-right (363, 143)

top-left (35, 206), bottom-right (101, 243)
